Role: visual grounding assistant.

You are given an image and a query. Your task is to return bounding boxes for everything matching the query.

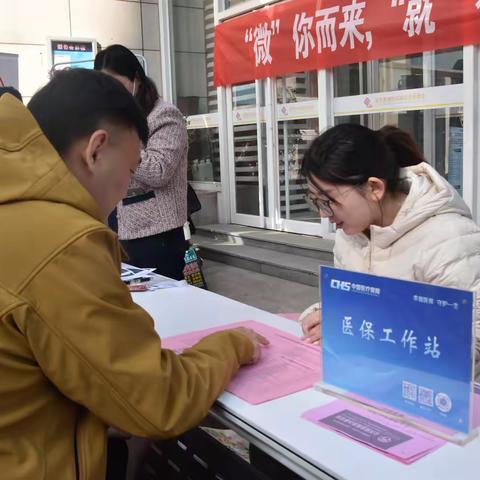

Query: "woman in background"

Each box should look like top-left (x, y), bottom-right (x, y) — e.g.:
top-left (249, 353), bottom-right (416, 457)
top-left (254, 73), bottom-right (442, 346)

top-left (95, 44), bottom-right (188, 280)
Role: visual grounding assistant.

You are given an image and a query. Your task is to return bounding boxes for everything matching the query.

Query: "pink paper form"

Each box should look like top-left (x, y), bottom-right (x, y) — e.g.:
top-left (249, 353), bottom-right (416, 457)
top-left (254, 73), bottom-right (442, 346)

top-left (162, 320), bottom-right (321, 404)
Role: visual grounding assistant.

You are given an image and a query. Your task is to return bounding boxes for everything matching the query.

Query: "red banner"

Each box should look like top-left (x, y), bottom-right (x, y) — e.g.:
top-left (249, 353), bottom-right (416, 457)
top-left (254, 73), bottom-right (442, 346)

top-left (214, 0), bottom-right (480, 86)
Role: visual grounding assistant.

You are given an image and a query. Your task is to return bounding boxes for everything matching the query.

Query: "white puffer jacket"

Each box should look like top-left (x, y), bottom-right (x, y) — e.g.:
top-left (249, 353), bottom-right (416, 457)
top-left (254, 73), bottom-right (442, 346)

top-left (301, 162), bottom-right (480, 376)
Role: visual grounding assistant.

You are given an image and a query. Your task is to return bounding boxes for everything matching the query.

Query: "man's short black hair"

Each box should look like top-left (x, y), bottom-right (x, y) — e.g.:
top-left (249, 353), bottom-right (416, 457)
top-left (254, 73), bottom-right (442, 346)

top-left (27, 69), bottom-right (149, 157)
top-left (0, 86), bottom-right (23, 102)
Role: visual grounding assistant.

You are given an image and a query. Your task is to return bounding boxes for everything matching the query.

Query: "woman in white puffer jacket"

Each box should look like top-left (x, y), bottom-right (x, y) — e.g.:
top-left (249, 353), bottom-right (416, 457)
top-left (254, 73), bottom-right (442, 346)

top-left (300, 123), bottom-right (480, 377)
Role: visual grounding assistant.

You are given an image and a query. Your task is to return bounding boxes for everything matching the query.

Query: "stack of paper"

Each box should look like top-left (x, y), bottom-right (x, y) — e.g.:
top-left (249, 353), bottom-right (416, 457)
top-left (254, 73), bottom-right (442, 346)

top-left (120, 265), bottom-right (156, 283)
top-left (162, 320), bottom-right (321, 404)
top-left (121, 263), bottom-right (187, 291)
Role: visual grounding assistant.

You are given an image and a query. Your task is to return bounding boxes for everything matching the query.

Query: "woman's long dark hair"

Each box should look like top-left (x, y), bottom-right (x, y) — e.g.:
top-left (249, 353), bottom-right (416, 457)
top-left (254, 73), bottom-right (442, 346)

top-left (302, 124), bottom-right (424, 193)
top-left (94, 44), bottom-right (159, 116)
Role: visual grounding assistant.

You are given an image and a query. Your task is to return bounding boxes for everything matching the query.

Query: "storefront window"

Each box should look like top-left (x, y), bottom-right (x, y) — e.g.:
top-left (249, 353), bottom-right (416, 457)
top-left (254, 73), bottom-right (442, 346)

top-left (187, 127), bottom-right (220, 182)
top-left (276, 72), bottom-right (318, 103)
top-left (334, 48), bottom-right (463, 97)
top-left (232, 82), bottom-right (257, 109)
top-left (173, 0), bottom-right (217, 116)
top-left (334, 115), bottom-right (362, 126)
top-left (434, 47), bottom-right (463, 86)
top-left (378, 53), bottom-right (424, 91)
top-left (334, 62), bottom-right (367, 97)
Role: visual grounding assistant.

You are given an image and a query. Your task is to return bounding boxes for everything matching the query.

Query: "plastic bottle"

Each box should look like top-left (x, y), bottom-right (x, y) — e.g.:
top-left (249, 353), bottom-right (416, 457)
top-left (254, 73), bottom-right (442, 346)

top-left (191, 159), bottom-right (199, 181)
top-left (204, 158), bottom-right (214, 181)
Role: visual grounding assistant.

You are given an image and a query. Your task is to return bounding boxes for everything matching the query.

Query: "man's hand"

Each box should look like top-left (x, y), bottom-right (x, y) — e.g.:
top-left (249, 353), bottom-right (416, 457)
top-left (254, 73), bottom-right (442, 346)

top-left (301, 309), bottom-right (321, 345)
top-left (234, 327), bottom-right (270, 364)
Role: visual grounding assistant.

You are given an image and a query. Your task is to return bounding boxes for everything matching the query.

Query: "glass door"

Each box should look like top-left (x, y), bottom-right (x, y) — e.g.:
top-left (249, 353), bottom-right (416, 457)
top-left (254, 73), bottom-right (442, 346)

top-left (273, 72), bottom-right (332, 236)
top-left (228, 81), bottom-right (268, 227)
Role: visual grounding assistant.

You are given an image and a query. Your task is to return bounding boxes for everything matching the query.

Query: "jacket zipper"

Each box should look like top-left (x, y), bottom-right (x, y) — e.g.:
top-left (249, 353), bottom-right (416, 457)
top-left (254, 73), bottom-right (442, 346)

top-left (74, 429), bottom-right (80, 480)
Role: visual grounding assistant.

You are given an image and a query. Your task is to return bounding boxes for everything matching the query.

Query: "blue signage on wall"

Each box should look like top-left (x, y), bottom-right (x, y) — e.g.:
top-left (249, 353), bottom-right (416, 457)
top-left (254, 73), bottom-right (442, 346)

top-left (321, 266), bottom-right (474, 434)
top-left (51, 40), bottom-right (95, 70)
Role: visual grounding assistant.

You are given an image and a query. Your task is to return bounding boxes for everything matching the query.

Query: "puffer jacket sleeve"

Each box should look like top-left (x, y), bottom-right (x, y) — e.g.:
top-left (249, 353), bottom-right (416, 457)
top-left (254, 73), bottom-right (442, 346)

top-left (21, 228), bottom-right (253, 438)
top-left (298, 303), bottom-right (320, 324)
top-left (333, 240), bottom-right (345, 269)
top-left (133, 102), bottom-right (187, 188)
top-left (416, 231), bottom-right (480, 379)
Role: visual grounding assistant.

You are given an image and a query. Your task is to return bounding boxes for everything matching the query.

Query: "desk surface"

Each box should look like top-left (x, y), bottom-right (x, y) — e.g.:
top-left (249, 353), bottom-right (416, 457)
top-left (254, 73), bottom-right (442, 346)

top-left (133, 285), bottom-right (479, 480)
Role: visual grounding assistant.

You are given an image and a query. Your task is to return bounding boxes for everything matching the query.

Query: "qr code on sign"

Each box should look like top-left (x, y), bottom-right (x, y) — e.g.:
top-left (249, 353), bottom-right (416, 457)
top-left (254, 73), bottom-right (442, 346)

top-left (418, 386), bottom-right (434, 407)
top-left (402, 381), bottom-right (417, 402)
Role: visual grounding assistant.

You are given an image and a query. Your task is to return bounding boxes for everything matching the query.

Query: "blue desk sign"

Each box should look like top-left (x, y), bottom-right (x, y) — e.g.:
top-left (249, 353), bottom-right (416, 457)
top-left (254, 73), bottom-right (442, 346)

top-left (319, 266), bottom-right (476, 442)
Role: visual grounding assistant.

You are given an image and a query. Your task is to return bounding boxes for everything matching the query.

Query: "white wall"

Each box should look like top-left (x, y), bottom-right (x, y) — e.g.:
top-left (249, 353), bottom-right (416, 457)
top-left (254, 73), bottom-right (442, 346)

top-left (0, 0), bottom-right (163, 103)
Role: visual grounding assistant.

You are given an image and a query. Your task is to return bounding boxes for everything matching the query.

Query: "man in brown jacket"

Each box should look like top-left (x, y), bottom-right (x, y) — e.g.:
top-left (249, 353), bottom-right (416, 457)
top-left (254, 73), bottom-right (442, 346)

top-left (0, 69), bottom-right (267, 480)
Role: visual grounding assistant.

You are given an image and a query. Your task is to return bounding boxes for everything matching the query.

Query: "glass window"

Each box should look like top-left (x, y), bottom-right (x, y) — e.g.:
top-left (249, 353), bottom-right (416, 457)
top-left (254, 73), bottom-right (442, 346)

top-left (334, 107), bottom-right (464, 195)
top-left (173, 0), bottom-right (217, 116)
top-left (276, 72), bottom-right (318, 103)
top-left (334, 62), bottom-right (367, 97)
top-left (232, 82), bottom-right (257, 109)
top-left (277, 118), bottom-right (320, 222)
top-left (378, 53), bottom-right (424, 91)
top-left (379, 108), bottom-right (463, 195)
top-left (233, 124), bottom-right (260, 215)
top-left (334, 48), bottom-right (463, 97)
top-left (224, 0), bottom-right (251, 8)
top-left (334, 115), bottom-right (363, 126)
top-left (187, 127), bottom-right (220, 182)
top-left (434, 47), bottom-right (463, 86)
